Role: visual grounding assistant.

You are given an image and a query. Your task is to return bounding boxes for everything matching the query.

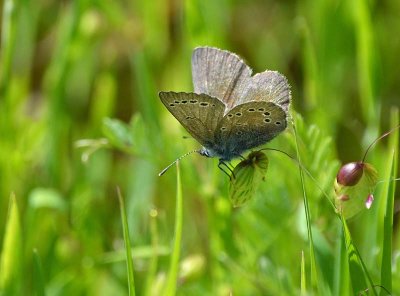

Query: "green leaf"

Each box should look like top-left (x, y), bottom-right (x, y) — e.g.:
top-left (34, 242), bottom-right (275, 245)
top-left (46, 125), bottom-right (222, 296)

top-left (229, 151), bottom-right (269, 207)
top-left (28, 187), bottom-right (67, 211)
top-left (102, 117), bottom-right (134, 150)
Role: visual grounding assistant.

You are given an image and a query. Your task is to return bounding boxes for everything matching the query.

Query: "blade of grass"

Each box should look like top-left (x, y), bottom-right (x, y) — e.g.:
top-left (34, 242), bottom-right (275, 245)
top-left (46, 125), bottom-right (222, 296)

top-left (352, 0), bottom-right (378, 127)
top-left (0, 0), bottom-right (17, 95)
top-left (301, 250), bottom-right (306, 295)
top-left (144, 209), bottom-right (160, 296)
top-left (165, 161), bottom-right (183, 296)
top-left (117, 187), bottom-right (136, 296)
top-left (293, 123), bottom-right (319, 293)
top-left (341, 215), bottom-right (377, 295)
top-left (32, 249), bottom-right (46, 296)
top-left (334, 226), bottom-right (350, 296)
top-left (380, 110), bottom-right (398, 295)
top-left (0, 193), bottom-right (22, 294)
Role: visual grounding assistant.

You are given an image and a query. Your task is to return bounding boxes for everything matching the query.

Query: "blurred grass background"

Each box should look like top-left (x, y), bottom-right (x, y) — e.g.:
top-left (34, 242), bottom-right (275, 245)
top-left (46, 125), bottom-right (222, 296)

top-left (0, 0), bottom-right (399, 295)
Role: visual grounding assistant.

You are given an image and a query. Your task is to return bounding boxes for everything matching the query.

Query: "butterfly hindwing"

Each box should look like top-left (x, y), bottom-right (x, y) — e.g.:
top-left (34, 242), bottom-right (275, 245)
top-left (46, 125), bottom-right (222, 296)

top-left (159, 91), bottom-right (226, 147)
top-left (239, 71), bottom-right (291, 112)
top-left (216, 101), bottom-right (287, 154)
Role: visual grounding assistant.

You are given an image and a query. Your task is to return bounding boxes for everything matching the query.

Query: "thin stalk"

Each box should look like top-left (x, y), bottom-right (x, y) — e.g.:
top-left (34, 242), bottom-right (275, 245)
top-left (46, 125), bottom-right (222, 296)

top-left (117, 187), bottom-right (136, 296)
top-left (165, 161), bottom-right (183, 296)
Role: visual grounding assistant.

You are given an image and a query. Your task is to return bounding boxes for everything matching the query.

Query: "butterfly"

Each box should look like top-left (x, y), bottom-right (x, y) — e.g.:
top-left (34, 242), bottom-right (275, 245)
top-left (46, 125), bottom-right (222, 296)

top-left (159, 47), bottom-right (291, 174)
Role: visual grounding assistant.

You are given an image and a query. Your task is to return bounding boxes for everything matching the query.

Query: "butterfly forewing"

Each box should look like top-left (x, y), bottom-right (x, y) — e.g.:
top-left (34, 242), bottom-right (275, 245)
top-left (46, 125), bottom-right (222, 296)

top-left (192, 47), bottom-right (251, 108)
top-left (159, 92), bottom-right (226, 147)
top-left (217, 101), bottom-right (287, 154)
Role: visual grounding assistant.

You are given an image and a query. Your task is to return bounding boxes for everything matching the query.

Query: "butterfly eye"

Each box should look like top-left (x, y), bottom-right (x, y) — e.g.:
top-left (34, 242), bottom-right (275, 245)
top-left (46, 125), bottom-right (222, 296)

top-left (264, 112), bottom-right (271, 116)
top-left (228, 114), bottom-right (233, 118)
top-left (174, 100), bottom-right (180, 104)
top-left (169, 103), bottom-right (175, 107)
top-left (181, 100), bottom-right (188, 104)
top-left (264, 118), bottom-right (271, 123)
top-left (237, 131), bottom-right (243, 135)
top-left (189, 100), bottom-right (198, 104)
top-left (275, 121), bottom-right (281, 125)
top-left (200, 102), bottom-right (209, 106)
top-left (220, 127), bottom-right (227, 131)
top-left (235, 112), bottom-right (242, 116)
top-left (248, 108), bottom-right (255, 112)
top-left (258, 108), bottom-right (265, 112)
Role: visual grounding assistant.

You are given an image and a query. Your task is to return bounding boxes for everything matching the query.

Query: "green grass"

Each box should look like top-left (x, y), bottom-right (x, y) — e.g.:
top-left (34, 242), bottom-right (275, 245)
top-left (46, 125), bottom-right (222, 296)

top-left (1, 0), bottom-right (400, 295)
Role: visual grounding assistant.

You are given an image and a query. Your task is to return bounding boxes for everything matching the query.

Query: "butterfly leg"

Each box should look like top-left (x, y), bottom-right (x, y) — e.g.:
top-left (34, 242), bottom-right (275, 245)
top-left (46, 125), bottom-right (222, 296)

top-left (218, 160), bottom-right (235, 179)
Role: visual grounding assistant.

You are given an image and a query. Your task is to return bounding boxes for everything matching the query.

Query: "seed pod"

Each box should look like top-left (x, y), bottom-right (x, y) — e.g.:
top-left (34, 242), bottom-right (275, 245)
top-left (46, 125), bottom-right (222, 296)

top-left (336, 162), bottom-right (364, 186)
top-left (334, 162), bottom-right (378, 219)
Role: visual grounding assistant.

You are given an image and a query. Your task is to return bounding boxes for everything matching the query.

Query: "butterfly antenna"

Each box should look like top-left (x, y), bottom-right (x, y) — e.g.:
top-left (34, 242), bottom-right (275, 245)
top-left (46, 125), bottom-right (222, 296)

top-left (158, 149), bottom-right (200, 176)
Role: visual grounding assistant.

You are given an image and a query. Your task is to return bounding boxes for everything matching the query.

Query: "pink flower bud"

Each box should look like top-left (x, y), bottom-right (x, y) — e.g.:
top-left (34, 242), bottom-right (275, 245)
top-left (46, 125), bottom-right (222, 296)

top-left (336, 162), bottom-right (364, 186)
top-left (365, 194), bottom-right (374, 209)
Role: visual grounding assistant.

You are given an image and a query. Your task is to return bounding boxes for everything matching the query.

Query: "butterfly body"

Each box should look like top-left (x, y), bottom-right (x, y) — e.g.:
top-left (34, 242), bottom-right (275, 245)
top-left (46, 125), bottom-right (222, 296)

top-left (159, 47), bottom-right (291, 162)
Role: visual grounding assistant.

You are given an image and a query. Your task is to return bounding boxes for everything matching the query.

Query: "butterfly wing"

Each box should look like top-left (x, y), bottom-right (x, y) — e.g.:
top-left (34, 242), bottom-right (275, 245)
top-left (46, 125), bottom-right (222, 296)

top-left (216, 101), bottom-right (287, 157)
top-left (159, 92), bottom-right (225, 148)
top-left (191, 47), bottom-right (251, 109)
top-left (237, 71), bottom-right (291, 112)
top-left (192, 47), bottom-right (291, 112)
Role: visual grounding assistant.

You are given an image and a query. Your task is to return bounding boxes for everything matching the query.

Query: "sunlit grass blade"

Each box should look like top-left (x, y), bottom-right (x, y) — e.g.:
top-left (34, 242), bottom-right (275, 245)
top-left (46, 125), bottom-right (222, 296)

top-left (165, 161), bottom-right (183, 296)
top-left (117, 187), bottom-right (136, 296)
top-left (380, 111), bottom-right (398, 294)
top-left (301, 251), bottom-right (306, 296)
top-left (32, 249), bottom-right (46, 296)
top-left (0, 193), bottom-right (22, 294)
